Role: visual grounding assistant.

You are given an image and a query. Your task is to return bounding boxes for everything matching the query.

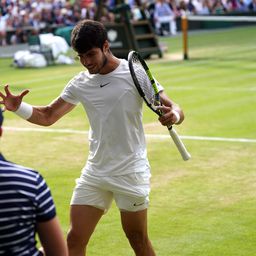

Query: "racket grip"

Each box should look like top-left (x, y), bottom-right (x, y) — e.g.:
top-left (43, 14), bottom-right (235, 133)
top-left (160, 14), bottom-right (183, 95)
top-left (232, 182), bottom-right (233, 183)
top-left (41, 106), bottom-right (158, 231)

top-left (168, 126), bottom-right (191, 161)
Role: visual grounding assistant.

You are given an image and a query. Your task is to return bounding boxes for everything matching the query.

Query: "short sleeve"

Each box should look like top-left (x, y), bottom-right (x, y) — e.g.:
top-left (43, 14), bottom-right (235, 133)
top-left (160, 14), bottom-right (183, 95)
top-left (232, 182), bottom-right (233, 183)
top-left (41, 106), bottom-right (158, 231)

top-left (60, 81), bottom-right (79, 105)
top-left (35, 174), bottom-right (56, 222)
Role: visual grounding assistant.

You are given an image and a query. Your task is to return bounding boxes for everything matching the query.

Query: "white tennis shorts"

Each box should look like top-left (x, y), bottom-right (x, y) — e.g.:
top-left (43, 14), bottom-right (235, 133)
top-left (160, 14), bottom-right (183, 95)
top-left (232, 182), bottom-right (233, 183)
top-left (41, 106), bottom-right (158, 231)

top-left (71, 171), bottom-right (151, 212)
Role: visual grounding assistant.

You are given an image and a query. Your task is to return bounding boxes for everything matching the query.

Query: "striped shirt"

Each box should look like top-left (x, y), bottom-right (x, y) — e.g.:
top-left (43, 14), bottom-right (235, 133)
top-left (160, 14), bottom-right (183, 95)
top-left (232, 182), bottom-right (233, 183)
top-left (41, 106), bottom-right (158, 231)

top-left (0, 154), bottom-right (56, 256)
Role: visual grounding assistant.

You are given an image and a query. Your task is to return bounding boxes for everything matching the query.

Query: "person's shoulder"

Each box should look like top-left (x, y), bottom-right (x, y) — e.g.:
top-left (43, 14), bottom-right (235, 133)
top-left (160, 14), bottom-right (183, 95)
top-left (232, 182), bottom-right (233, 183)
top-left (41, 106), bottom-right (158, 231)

top-left (120, 58), bottom-right (128, 64)
top-left (0, 158), bottom-right (40, 178)
top-left (118, 58), bottom-right (129, 70)
top-left (69, 70), bottom-right (93, 85)
top-left (70, 70), bottom-right (87, 82)
top-left (0, 159), bottom-right (44, 192)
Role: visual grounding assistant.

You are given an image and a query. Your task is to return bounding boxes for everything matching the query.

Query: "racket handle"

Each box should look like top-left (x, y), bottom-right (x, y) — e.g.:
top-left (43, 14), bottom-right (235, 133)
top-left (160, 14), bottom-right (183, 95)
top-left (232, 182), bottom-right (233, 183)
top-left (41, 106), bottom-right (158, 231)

top-left (168, 126), bottom-right (191, 161)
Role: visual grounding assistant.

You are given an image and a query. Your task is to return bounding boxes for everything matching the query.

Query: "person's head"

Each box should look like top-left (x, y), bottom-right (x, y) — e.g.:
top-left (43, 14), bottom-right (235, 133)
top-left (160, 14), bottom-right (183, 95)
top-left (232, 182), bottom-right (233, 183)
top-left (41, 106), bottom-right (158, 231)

top-left (71, 19), bottom-right (111, 74)
top-left (71, 19), bottom-right (108, 54)
top-left (0, 109), bottom-right (3, 137)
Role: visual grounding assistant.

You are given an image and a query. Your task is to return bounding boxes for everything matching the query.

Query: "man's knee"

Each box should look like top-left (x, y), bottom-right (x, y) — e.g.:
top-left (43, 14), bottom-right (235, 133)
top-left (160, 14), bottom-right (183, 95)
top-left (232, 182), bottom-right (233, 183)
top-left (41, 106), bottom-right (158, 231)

top-left (125, 230), bottom-right (148, 250)
top-left (67, 228), bottom-right (89, 249)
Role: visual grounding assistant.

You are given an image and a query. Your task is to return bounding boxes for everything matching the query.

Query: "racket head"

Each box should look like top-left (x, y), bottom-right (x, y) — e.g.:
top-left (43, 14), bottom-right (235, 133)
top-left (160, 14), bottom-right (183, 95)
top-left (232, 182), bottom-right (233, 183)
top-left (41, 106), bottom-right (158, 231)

top-left (128, 51), bottom-right (161, 116)
top-left (128, 52), bottom-right (191, 161)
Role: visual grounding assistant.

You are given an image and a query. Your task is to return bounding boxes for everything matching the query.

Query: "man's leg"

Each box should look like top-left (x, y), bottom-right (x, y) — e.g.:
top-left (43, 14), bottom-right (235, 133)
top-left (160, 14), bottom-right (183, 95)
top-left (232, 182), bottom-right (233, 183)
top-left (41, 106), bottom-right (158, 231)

top-left (67, 205), bottom-right (104, 256)
top-left (120, 209), bottom-right (156, 256)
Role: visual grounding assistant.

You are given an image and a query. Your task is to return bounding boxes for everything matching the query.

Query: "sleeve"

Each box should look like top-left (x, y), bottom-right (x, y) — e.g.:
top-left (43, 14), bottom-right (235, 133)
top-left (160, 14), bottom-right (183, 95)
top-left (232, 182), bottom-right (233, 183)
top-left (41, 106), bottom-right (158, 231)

top-left (60, 79), bottom-right (80, 105)
top-left (35, 174), bottom-right (56, 222)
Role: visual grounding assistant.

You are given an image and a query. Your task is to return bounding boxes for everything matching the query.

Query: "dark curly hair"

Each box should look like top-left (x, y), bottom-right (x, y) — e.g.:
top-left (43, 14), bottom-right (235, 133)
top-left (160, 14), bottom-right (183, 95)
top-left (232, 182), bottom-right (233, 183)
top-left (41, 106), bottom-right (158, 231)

top-left (71, 19), bottom-right (108, 54)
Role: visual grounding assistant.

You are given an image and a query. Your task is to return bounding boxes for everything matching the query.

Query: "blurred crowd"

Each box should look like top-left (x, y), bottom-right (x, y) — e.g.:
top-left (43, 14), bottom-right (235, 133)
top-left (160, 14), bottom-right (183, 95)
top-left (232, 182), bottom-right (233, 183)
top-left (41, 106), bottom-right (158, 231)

top-left (0, 0), bottom-right (256, 45)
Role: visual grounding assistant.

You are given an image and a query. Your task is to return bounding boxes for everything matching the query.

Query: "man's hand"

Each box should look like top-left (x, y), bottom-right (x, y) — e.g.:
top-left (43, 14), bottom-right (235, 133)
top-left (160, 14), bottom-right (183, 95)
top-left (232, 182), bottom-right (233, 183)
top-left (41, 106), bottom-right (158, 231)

top-left (157, 105), bottom-right (181, 126)
top-left (0, 85), bottom-right (29, 111)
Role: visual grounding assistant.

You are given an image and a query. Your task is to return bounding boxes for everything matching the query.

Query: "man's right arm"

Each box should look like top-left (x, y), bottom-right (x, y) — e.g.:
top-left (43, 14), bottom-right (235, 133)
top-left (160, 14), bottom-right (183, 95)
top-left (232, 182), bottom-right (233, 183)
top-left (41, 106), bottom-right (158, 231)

top-left (27, 97), bottom-right (76, 126)
top-left (0, 85), bottom-right (76, 126)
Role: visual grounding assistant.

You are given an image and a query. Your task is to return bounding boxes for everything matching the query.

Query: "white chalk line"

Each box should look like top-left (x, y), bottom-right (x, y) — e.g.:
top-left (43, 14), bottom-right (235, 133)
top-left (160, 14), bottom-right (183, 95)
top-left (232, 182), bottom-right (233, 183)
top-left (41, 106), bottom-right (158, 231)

top-left (4, 126), bottom-right (256, 143)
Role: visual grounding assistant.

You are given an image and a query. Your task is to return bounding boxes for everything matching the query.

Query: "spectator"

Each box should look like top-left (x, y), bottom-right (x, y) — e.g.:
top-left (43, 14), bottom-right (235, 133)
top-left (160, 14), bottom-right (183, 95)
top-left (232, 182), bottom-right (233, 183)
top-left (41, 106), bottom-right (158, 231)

top-left (94, 0), bottom-right (115, 22)
top-left (80, 1), bottom-right (95, 20)
top-left (154, 0), bottom-right (177, 35)
top-left (211, 0), bottom-right (227, 13)
top-left (226, 0), bottom-right (239, 12)
top-left (193, 0), bottom-right (211, 14)
top-left (0, 109), bottom-right (68, 255)
top-left (128, 0), bottom-right (144, 20)
top-left (248, 0), bottom-right (256, 11)
top-left (0, 10), bottom-right (7, 46)
top-left (145, 1), bottom-right (156, 28)
top-left (187, 0), bottom-right (197, 13)
top-left (236, 0), bottom-right (250, 11)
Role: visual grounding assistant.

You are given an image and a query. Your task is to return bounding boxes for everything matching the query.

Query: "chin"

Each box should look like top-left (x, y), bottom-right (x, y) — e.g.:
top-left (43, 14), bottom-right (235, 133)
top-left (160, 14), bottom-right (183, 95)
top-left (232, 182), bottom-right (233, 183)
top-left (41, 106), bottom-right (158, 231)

top-left (87, 67), bottom-right (99, 74)
top-left (88, 70), bottom-right (98, 74)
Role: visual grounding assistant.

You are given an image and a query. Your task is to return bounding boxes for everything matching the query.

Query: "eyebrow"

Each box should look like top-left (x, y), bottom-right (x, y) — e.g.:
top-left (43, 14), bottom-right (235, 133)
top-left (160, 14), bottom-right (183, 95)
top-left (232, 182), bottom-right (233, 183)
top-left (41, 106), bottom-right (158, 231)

top-left (78, 49), bottom-right (97, 58)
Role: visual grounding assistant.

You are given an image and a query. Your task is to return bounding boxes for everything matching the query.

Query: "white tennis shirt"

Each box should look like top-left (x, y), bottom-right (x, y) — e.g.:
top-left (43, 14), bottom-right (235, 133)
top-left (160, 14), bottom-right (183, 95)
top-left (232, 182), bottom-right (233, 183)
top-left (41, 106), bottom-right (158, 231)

top-left (61, 59), bottom-right (163, 176)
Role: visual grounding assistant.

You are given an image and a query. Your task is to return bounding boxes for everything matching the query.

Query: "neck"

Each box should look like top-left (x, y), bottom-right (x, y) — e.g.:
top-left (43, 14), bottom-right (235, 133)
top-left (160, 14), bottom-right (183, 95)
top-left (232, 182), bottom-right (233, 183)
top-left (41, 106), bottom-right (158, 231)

top-left (99, 52), bottom-right (120, 75)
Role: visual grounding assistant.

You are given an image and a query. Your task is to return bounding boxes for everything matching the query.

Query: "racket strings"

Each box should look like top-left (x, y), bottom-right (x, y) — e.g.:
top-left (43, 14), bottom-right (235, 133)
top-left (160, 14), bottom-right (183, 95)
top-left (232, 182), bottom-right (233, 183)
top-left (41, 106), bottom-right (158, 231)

top-left (131, 57), bottom-right (156, 105)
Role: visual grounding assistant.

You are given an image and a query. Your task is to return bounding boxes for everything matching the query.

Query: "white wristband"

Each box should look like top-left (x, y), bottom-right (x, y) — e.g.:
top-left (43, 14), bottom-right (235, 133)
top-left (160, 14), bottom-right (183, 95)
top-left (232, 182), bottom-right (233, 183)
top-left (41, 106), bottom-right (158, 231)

top-left (14, 102), bottom-right (33, 120)
top-left (172, 110), bottom-right (180, 124)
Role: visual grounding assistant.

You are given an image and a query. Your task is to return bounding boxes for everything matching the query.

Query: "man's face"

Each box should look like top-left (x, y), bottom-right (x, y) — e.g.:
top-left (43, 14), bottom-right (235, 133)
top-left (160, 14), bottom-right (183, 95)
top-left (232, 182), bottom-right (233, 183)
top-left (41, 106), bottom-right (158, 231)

top-left (78, 47), bottom-right (107, 74)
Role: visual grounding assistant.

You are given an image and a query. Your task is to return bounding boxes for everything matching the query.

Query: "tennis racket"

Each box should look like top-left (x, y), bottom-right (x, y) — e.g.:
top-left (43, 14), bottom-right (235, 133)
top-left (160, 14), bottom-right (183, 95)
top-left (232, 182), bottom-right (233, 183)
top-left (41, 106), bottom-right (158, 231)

top-left (128, 50), bottom-right (191, 161)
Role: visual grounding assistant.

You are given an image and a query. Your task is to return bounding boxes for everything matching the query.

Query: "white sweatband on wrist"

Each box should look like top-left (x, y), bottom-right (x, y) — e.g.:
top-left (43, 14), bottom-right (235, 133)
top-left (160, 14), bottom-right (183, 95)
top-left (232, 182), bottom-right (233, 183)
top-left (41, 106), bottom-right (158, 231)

top-left (172, 110), bottom-right (180, 124)
top-left (14, 102), bottom-right (33, 120)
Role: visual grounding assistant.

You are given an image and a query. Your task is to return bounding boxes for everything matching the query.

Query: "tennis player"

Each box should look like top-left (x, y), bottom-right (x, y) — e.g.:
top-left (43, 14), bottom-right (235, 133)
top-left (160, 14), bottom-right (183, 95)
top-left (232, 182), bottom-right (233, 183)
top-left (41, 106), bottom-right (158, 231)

top-left (0, 110), bottom-right (68, 256)
top-left (0, 19), bottom-right (184, 256)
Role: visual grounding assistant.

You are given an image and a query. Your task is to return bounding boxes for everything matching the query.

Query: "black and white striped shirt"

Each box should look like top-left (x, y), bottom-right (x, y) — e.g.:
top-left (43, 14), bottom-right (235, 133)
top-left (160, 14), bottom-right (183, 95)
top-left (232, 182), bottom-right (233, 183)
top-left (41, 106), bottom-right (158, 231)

top-left (0, 154), bottom-right (56, 256)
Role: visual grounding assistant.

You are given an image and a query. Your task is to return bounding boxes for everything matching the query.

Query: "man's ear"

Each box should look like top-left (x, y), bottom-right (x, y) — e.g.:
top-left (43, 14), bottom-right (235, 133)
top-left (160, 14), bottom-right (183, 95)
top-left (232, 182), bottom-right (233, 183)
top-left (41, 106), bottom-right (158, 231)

top-left (103, 40), bottom-right (110, 54)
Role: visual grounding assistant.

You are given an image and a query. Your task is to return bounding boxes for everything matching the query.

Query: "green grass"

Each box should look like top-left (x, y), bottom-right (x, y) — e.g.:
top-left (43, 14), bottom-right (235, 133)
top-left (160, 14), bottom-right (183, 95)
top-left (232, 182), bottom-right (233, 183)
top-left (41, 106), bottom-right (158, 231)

top-left (1, 25), bottom-right (256, 255)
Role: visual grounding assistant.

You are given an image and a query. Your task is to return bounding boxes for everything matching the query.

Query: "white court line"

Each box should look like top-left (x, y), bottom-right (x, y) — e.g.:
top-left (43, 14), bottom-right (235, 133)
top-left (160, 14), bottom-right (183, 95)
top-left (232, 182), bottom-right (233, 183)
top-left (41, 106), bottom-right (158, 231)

top-left (146, 134), bottom-right (256, 143)
top-left (187, 15), bottom-right (256, 22)
top-left (4, 126), bottom-right (256, 143)
top-left (4, 126), bottom-right (88, 135)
